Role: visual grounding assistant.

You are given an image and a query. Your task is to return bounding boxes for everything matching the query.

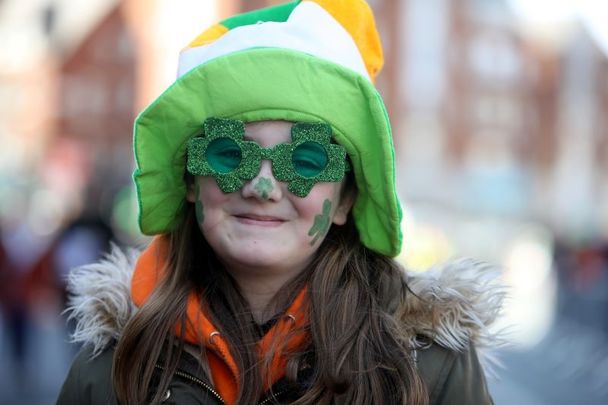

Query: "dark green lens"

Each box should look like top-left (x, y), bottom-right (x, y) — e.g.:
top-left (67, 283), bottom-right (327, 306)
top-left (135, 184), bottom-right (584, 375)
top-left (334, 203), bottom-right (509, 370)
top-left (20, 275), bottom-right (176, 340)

top-left (206, 137), bottom-right (242, 174)
top-left (292, 141), bottom-right (328, 178)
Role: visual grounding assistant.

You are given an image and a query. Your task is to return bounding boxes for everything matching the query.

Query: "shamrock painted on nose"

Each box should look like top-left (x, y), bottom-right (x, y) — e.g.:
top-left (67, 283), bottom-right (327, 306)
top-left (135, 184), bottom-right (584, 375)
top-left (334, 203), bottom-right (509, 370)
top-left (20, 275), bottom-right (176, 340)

top-left (308, 199), bottom-right (332, 245)
top-left (254, 177), bottom-right (273, 200)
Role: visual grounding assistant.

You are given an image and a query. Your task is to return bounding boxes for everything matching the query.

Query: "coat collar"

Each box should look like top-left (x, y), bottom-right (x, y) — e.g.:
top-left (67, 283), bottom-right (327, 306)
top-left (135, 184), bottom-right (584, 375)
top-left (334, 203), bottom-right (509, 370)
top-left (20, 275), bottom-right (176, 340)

top-left (66, 241), bottom-right (507, 377)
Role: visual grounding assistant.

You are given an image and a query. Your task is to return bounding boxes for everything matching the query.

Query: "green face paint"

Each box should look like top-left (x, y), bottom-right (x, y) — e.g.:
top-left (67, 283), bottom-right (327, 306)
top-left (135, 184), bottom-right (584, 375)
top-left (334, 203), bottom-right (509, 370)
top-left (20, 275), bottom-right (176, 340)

top-left (308, 199), bottom-right (332, 245)
top-left (254, 177), bottom-right (273, 200)
top-left (186, 117), bottom-right (350, 197)
top-left (195, 182), bottom-right (204, 226)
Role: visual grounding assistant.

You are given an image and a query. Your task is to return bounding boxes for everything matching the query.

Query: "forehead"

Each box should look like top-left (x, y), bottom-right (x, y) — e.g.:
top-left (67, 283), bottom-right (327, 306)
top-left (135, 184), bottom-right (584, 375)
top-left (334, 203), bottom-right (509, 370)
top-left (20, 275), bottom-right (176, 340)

top-left (244, 120), bottom-right (293, 147)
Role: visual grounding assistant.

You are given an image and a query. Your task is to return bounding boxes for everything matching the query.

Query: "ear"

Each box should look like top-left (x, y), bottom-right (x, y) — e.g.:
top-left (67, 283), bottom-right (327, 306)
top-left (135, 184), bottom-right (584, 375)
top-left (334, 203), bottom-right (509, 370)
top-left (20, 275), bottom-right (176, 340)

top-left (332, 191), bottom-right (355, 226)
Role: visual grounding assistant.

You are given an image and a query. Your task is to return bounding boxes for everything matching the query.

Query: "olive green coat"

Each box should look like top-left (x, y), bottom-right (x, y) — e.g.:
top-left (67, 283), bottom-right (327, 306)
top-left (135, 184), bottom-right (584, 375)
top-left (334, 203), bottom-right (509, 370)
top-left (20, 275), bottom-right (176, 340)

top-left (57, 249), bottom-right (502, 404)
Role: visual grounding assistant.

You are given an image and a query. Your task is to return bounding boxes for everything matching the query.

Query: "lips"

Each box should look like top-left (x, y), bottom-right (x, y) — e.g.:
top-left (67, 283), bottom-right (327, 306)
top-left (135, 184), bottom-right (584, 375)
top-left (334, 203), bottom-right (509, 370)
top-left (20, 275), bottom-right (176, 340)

top-left (233, 213), bottom-right (286, 226)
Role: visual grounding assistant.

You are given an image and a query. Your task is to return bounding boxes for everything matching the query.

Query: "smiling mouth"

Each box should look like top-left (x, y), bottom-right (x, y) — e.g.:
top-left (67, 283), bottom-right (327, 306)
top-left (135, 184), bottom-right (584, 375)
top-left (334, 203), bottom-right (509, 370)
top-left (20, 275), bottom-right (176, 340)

top-left (234, 214), bottom-right (286, 226)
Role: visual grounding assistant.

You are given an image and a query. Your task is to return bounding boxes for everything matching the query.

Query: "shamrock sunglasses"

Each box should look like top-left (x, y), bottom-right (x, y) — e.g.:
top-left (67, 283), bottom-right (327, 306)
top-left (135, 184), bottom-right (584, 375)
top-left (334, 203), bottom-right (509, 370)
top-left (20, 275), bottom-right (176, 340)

top-left (186, 117), bottom-right (351, 197)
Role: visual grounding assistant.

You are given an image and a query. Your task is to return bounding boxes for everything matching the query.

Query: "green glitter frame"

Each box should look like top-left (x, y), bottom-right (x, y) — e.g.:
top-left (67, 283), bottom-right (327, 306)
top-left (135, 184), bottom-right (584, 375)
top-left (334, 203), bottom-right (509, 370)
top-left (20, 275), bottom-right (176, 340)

top-left (186, 117), bottom-right (349, 197)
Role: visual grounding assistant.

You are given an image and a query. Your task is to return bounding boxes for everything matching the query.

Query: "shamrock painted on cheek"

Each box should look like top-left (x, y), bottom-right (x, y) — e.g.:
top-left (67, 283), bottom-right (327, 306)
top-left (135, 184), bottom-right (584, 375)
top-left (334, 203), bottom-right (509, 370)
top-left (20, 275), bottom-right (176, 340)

top-left (308, 199), bottom-right (332, 246)
top-left (195, 182), bottom-right (204, 226)
top-left (254, 177), bottom-right (273, 200)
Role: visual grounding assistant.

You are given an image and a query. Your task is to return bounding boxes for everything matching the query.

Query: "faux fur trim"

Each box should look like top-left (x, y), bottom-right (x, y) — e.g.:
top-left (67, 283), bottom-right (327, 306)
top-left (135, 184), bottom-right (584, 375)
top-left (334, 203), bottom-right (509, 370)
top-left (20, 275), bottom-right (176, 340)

top-left (65, 246), bottom-right (507, 374)
top-left (404, 258), bottom-right (508, 377)
top-left (65, 244), bottom-right (139, 357)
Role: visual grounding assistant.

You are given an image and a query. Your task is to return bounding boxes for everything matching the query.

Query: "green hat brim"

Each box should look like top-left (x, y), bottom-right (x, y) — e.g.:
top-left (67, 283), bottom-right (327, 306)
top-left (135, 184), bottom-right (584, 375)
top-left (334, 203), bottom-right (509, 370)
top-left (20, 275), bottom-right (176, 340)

top-left (133, 48), bottom-right (402, 256)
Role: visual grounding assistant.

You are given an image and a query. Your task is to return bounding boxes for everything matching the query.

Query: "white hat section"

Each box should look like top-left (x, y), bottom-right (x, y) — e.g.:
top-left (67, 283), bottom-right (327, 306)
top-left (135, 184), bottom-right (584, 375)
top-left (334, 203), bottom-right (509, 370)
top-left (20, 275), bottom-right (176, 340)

top-left (177, 1), bottom-right (370, 81)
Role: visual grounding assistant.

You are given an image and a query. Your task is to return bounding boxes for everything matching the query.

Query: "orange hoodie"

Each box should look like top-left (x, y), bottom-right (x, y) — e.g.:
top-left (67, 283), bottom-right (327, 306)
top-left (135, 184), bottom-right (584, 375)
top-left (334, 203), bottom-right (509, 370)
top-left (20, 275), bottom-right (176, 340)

top-left (131, 236), bottom-right (310, 404)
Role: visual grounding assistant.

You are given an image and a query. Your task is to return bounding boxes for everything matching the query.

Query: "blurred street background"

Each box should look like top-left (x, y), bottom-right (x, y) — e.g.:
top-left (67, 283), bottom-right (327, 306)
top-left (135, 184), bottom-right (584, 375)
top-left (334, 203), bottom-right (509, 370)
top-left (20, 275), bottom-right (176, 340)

top-left (1, 0), bottom-right (607, 403)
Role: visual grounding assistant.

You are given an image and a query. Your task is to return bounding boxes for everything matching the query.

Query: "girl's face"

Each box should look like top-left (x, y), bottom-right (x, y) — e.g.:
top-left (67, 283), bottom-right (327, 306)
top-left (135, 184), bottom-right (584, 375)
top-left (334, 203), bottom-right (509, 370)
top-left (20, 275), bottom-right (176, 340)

top-left (187, 121), bottom-right (354, 280)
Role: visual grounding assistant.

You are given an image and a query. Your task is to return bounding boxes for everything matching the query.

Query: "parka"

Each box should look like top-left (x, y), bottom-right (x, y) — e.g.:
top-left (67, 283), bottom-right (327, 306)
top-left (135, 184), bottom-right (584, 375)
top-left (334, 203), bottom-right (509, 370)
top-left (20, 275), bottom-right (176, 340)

top-left (57, 247), bottom-right (505, 404)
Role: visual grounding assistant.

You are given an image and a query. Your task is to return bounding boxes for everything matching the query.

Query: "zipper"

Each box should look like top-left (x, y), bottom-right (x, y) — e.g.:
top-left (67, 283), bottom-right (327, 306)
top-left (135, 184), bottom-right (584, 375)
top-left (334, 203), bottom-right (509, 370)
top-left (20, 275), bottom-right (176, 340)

top-left (155, 364), bottom-right (226, 404)
top-left (257, 389), bottom-right (287, 405)
top-left (155, 364), bottom-right (290, 405)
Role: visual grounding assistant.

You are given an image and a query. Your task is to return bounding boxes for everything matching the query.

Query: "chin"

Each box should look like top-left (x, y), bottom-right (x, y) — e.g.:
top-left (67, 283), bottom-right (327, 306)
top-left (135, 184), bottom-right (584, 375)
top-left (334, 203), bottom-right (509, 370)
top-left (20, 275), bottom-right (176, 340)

top-left (230, 252), bottom-right (283, 269)
top-left (212, 239), bottom-right (312, 273)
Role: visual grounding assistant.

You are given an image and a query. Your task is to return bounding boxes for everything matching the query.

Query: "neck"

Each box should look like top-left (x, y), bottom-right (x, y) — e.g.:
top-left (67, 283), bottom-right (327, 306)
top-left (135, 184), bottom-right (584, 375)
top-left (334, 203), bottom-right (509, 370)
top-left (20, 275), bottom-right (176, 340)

top-left (225, 265), bottom-right (303, 324)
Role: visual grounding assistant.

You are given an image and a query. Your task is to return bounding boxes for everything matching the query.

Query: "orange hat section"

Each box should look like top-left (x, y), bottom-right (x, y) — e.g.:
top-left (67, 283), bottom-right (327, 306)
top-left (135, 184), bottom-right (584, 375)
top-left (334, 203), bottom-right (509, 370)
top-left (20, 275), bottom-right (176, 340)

top-left (304, 0), bottom-right (384, 81)
top-left (185, 23), bottom-right (230, 50)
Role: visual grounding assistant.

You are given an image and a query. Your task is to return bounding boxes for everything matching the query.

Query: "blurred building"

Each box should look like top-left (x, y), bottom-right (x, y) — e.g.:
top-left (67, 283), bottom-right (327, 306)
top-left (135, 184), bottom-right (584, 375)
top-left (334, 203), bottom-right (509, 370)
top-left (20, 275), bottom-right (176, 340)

top-left (549, 22), bottom-right (608, 239)
top-left (377, 0), bottom-right (608, 248)
top-left (0, 0), bottom-right (607, 244)
top-left (0, 0), bottom-right (234, 240)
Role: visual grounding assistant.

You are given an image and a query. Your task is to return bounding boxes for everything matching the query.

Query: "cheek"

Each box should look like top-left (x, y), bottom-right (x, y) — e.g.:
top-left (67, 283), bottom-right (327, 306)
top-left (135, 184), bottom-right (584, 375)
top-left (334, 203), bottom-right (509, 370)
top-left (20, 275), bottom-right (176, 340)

top-left (198, 177), bottom-right (227, 203)
top-left (296, 183), bottom-right (342, 221)
top-left (195, 178), bottom-right (230, 226)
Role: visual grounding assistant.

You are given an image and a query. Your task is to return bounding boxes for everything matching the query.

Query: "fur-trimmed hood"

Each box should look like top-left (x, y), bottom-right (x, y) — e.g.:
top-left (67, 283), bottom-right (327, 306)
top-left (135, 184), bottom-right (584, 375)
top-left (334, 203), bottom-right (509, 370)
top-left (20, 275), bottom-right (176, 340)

top-left (65, 245), bottom-right (507, 376)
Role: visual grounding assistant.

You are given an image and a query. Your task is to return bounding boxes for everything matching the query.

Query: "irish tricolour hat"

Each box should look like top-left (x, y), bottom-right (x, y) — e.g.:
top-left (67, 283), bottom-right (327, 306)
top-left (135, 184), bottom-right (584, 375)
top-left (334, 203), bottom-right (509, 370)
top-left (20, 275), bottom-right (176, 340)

top-left (133, 0), bottom-right (403, 256)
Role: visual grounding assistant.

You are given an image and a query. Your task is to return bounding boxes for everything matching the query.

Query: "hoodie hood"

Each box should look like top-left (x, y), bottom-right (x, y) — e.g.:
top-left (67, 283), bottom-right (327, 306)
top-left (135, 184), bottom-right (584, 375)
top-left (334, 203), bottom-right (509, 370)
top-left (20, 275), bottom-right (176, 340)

top-left (65, 245), bottom-right (507, 376)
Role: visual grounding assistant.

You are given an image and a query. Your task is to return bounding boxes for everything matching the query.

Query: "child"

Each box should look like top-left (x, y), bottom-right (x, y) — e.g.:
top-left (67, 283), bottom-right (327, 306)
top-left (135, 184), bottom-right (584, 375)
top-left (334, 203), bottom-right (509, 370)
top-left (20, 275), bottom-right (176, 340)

top-left (58, 1), bottom-right (503, 404)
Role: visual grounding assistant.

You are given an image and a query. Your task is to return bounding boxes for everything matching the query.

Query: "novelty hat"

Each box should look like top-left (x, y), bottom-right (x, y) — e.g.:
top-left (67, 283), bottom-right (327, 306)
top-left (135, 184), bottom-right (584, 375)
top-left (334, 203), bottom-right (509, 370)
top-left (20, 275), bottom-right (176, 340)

top-left (133, 0), bottom-right (403, 256)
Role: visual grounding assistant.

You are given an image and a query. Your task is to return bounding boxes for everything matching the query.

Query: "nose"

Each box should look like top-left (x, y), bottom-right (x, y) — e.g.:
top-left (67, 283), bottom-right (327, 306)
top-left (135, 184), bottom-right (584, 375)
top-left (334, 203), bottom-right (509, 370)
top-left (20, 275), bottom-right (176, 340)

top-left (241, 160), bottom-right (283, 201)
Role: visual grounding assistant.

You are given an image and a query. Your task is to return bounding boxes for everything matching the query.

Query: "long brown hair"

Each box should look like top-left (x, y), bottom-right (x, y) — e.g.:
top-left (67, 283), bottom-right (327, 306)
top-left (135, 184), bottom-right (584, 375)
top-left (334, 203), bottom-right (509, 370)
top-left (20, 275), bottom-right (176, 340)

top-left (113, 201), bottom-right (428, 404)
